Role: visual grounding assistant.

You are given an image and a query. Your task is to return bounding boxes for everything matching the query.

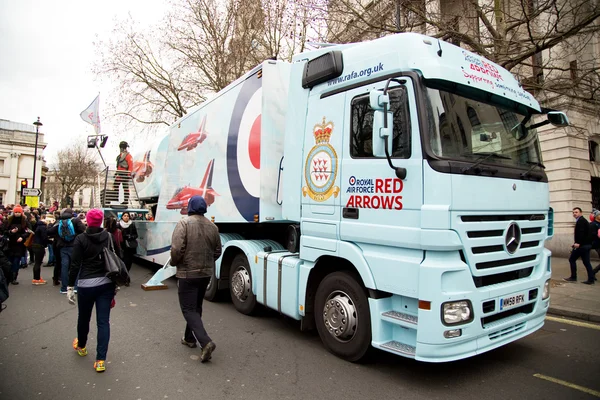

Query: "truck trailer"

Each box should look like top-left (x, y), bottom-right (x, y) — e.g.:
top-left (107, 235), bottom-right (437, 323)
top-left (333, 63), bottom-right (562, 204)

top-left (128, 32), bottom-right (568, 362)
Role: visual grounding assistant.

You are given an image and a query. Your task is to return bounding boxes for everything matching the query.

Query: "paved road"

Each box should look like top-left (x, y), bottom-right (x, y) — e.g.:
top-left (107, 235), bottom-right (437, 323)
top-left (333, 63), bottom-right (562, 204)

top-left (1, 264), bottom-right (599, 400)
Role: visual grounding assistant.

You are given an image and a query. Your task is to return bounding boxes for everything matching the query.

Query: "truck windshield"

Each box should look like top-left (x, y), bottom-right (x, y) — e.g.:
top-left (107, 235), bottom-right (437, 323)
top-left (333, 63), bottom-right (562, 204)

top-left (424, 87), bottom-right (542, 167)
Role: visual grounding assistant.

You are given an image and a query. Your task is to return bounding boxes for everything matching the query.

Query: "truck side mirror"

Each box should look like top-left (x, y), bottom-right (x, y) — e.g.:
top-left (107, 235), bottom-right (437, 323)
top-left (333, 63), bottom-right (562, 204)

top-left (369, 91), bottom-right (388, 110)
top-left (372, 110), bottom-right (393, 157)
top-left (370, 90), bottom-right (393, 157)
top-left (547, 111), bottom-right (569, 127)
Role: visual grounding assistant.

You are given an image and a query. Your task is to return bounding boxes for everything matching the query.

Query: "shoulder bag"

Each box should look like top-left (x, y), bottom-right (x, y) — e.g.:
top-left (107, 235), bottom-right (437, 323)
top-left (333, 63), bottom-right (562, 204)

top-left (24, 232), bottom-right (35, 248)
top-left (103, 236), bottom-right (130, 286)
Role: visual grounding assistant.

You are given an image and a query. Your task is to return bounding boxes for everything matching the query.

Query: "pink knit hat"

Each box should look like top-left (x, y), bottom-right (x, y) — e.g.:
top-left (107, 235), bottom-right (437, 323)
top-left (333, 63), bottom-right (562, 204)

top-left (86, 208), bottom-right (104, 228)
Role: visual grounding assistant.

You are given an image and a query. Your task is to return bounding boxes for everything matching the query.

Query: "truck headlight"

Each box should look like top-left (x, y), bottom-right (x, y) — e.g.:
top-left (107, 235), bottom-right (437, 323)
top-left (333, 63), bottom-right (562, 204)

top-left (542, 279), bottom-right (550, 300)
top-left (442, 300), bottom-right (473, 325)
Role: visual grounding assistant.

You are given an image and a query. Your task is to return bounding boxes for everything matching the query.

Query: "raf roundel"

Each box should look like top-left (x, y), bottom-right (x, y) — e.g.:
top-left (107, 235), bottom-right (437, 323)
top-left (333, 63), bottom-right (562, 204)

top-left (227, 72), bottom-right (262, 222)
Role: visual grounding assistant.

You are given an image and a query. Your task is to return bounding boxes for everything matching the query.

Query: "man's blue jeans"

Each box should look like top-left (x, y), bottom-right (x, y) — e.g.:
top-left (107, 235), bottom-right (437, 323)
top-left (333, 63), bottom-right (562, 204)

top-left (48, 245), bottom-right (55, 264)
top-left (77, 283), bottom-right (115, 361)
top-left (60, 247), bottom-right (75, 292)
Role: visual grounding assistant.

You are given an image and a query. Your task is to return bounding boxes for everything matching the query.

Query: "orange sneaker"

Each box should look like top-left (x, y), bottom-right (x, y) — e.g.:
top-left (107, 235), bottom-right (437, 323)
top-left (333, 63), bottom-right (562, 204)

top-left (94, 360), bottom-right (106, 372)
top-left (32, 279), bottom-right (47, 285)
top-left (72, 338), bottom-right (88, 356)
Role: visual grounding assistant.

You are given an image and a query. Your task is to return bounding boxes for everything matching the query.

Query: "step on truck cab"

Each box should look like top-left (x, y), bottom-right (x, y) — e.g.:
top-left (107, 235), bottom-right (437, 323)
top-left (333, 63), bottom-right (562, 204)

top-left (139, 32), bottom-right (568, 362)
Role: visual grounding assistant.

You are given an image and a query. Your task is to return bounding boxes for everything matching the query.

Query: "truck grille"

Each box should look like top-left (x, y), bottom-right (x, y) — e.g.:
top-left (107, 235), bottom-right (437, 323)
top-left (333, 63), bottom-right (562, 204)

top-left (453, 212), bottom-right (547, 288)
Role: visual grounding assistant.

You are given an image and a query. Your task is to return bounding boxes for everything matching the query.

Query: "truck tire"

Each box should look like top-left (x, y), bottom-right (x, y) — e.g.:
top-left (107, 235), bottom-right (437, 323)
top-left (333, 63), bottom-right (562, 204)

top-left (229, 254), bottom-right (257, 315)
top-left (314, 271), bottom-right (372, 362)
top-left (204, 269), bottom-right (221, 302)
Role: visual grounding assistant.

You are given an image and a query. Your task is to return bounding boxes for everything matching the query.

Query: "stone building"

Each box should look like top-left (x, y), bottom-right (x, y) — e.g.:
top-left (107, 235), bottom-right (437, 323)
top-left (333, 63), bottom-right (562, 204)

top-left (325, 0), bottom-right (599, 256)
top-left (0, 119), bottom-right (47, 205)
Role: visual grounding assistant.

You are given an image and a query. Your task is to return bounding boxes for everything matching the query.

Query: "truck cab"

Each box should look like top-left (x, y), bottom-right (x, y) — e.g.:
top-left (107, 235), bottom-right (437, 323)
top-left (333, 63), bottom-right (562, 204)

top-left (279, 33), bottom-right (566, 362)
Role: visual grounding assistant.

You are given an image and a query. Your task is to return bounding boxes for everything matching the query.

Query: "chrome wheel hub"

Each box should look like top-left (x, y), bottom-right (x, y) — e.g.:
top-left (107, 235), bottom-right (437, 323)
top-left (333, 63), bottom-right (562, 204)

top-left (231, 267), bottom-right (251, 302)
top-left (323, 291), bottom-right (358, 342)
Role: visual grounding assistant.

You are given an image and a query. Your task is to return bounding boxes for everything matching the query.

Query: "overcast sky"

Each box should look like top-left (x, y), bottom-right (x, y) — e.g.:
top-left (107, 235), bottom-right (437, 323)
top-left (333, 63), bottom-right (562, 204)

top-left (0, 0), bottom-right (167, 165)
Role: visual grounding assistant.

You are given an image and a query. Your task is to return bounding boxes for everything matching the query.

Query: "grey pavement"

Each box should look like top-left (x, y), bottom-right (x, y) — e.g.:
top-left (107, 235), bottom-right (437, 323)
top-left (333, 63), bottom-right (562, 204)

top-left (549, 253), bottom-right (600, 322)
top-left (1, 262), bottom-right (600, 400)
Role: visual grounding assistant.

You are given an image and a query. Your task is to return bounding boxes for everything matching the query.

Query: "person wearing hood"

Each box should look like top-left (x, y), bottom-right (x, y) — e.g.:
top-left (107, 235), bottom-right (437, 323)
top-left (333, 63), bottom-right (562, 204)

top-left (31, 214), bottom-right (49, 285)
top-left (170, 195), bottom-right (221, 363)
top-left (118, 211), bottom-right (138, 274)
top-left (67, 208), bottom-right (116, 373)
top-left (47, 208), bottom-right (86, 294)
top-left (6, 206), bottom-right (31, 284)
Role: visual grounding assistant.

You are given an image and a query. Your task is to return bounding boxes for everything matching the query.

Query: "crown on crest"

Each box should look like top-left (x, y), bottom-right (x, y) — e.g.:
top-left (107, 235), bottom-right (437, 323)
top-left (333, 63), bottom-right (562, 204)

top-left (313, 117), bottom-right (334, 144)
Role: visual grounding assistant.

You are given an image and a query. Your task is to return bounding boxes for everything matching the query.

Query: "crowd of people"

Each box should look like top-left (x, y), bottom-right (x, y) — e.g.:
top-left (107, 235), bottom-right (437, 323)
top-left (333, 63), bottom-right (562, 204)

top-left (0, 194), bottom-right (220, 372)
top-left (0, 203), bottom-right (137, 289)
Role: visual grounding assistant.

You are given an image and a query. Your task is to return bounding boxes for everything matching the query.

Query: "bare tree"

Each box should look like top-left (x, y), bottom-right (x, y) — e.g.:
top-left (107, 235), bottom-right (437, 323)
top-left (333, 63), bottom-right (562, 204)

top-left (94, 16), bottom-right (206, 129)
top-left (323, 0), bottom-right (600, 115)
top-left (94, 0), bottom-right (327, 129)
top-left (51, 144), bottom-right (100, 208)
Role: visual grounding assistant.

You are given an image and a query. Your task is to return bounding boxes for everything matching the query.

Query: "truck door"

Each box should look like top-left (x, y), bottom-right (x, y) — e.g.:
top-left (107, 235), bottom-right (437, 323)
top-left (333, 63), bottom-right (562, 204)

top-left (339, 79), bottom-right (423, 251)
top-left (300, 91), bottom-right (346, 252)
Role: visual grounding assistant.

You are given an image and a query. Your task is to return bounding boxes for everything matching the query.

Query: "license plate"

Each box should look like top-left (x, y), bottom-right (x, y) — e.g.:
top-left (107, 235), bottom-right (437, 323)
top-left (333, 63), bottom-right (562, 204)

top-left (499, 293), bottom-right (526, 311)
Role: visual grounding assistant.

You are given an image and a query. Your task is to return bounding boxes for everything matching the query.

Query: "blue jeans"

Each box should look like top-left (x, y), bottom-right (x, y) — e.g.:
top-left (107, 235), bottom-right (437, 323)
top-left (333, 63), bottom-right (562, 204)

top-left (77, 283), bottom-right (115, 361)
top-left (60, 247), bottom-right (75, 292)
top-left (48, 245), bottom-right (55, 264)
top-left (9, 256), bottom-right (21, 278)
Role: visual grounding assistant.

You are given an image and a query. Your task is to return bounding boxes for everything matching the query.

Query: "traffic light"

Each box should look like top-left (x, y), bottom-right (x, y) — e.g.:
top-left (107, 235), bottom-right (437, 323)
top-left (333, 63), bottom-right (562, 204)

top-left (20, 179), bottom-right (28, 193)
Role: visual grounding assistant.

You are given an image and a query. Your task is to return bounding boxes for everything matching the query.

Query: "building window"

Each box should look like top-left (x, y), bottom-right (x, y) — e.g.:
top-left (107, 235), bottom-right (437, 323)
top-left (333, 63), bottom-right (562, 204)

top-left (570, 60), bottom-right (578, 81)
top-left (589, 140), bottom-right (599, 162)
top-left (592, 178), bottom-right (600, 210)
top-left (499, 108), bottom-right (520, 133)
top-left (0, 159), bottom-right (4, 174)
top-left (0, 192), bottom-right (4, 205)
top-left (350, 86), bottom-right (411, 159)
top-left (467, 107), bottom-right (481, 128)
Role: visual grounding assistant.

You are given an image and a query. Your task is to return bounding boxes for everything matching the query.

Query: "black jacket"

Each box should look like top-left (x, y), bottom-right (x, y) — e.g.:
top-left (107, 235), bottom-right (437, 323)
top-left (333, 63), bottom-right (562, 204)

top-left (574, 217), bottom-right (592, 246)
top-left (119, 221), bottom-right (138, 250)
top-left (6, 216), bottom-right (30, 258)
top-left (591, 220), bottom-right (600, 249)
top-left (32, 220), bottom-right (48, 248)
top-left (47, 210), bottom-right (86, 248)
top-left (68, 227), bottom-right (112, 286)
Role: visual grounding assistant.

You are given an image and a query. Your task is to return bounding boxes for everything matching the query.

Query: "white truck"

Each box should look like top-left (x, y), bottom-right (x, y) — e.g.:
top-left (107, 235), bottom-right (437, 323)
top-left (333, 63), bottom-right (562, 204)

top-left (126, 33), bottom-right (568, 362)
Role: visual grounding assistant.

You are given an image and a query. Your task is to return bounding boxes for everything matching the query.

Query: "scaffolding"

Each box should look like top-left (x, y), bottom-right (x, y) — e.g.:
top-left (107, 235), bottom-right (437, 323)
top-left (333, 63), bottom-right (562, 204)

top-left (94, 168), bottom-right (142, 209)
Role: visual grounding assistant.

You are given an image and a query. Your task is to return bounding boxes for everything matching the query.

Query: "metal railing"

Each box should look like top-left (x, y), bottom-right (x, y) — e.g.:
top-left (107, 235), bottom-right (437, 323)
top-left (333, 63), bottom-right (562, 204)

top-left (94, 168), bottom-right (142, 209)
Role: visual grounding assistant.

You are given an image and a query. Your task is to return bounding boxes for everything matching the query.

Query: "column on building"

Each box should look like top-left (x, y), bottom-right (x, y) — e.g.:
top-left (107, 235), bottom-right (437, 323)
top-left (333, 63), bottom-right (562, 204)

top-left (539, 121), bottom-right (591, 257)
top-left (7, 152), bottom-right (20, 204)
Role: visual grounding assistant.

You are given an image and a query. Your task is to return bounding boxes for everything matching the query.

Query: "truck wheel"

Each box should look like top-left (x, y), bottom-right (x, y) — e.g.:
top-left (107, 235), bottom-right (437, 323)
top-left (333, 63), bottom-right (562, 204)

top-left (204, 269), bottom-right (221, 302)
top-left (314, 271), bottom-right (372, 362)
top-left (229, 254), bottom-right (256, 315)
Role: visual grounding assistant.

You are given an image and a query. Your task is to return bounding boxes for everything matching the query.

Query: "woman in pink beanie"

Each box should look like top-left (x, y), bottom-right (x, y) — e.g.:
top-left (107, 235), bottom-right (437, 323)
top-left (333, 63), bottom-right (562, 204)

top-left (67, 208), bottom-right (116, 373)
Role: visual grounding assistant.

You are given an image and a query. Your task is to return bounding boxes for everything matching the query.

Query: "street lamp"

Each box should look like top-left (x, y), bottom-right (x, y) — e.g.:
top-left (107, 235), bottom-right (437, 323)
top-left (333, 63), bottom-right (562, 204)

top-left (32, 117), bottom-right (42, 189)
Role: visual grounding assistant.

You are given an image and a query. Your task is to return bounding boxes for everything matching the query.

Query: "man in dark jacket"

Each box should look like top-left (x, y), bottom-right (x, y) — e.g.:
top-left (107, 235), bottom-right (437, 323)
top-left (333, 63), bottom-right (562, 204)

top-left (47, 208), bottom-right (86, 293)
top-left (565, 207), bottom-right (595, 284)
top-left (171, 195), bottom-right (221, 363)
top-left (31, 214), bottom-right (49, 285)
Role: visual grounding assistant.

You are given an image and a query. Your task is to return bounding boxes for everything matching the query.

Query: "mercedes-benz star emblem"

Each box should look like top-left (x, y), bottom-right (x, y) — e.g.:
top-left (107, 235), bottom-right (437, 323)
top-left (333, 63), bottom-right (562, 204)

top-left (505, 222), bottom-right (521, 254)
top-left (512, 184), bottom-right (517, 191)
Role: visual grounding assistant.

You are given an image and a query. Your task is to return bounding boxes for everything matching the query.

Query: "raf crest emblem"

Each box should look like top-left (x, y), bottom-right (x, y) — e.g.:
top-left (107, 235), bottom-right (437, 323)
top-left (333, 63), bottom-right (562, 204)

top-left (303, 117), bottom-right (340, 202)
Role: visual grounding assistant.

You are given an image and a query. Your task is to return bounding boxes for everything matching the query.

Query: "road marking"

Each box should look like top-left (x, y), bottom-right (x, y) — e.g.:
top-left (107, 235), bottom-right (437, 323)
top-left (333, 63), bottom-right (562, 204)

top-left (533, 374), bottom-right (600, 397)
top-left (545, 316), bottom-right (600, 331)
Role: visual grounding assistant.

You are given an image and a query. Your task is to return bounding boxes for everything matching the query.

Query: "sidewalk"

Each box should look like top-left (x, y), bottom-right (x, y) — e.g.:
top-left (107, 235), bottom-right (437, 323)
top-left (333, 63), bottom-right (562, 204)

top-left (549, 256), bottom-right (600, 322)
